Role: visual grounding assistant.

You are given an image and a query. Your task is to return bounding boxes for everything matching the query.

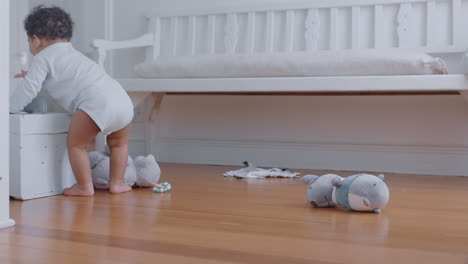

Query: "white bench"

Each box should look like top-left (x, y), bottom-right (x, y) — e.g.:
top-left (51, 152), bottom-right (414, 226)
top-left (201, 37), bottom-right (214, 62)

top-left (92, 0), bottom-right (468, 152)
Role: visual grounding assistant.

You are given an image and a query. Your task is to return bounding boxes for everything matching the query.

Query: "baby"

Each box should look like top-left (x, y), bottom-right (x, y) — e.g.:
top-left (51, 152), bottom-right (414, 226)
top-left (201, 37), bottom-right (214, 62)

top-left (10, 6), bottom-right (134, 196)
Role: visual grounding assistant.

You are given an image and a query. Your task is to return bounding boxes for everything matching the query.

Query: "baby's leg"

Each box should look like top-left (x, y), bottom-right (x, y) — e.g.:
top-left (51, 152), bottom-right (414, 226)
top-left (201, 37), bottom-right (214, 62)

top-left (64, 110), bottom-right (100, 196)
top-left (107, 124), bottom-right (132, 194)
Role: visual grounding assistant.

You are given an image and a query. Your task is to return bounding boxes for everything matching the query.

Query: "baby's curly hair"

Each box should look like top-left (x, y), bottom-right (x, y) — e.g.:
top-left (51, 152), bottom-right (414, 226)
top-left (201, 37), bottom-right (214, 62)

top-left (24, 5), bottom-right (74, 40)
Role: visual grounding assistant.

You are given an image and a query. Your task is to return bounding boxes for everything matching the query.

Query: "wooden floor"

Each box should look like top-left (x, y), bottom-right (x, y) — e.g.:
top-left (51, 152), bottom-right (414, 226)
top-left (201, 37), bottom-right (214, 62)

top-left (1, 163), bottom-right (468, 264)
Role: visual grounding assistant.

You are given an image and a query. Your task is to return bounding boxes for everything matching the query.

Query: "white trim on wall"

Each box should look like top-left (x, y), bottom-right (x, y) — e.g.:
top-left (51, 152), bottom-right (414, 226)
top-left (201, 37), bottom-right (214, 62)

top-left (154, 138), bottom-right (468, 176)
top-left (1, 0), bottom-right (15, 229)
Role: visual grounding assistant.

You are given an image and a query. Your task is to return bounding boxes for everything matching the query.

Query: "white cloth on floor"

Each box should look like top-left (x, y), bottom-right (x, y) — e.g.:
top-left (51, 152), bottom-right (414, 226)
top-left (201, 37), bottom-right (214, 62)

top-left (224, 163), bottom-right (300, 179)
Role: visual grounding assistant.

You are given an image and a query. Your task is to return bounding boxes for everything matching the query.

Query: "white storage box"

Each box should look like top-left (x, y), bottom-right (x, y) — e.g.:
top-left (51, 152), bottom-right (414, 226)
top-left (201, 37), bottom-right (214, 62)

top-left (9, 113), bottom-right (75, 200)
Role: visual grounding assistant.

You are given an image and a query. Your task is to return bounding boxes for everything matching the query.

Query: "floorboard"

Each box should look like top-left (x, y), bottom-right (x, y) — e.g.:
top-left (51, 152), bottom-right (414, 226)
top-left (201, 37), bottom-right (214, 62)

top-left (1, 163), bottom-right (468, 263)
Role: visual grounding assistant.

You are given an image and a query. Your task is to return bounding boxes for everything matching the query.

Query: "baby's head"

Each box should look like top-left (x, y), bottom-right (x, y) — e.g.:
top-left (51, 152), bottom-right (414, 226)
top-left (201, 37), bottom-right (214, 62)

top-left (24, 5), bottom-right (74, 55)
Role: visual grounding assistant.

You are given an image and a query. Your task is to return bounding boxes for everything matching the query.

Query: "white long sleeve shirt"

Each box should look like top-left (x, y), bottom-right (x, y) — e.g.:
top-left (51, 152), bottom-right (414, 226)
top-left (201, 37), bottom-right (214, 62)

top-left (9, 42), bottom-right (134, 134)
top-left (10, 42), bottom-right (118, 114)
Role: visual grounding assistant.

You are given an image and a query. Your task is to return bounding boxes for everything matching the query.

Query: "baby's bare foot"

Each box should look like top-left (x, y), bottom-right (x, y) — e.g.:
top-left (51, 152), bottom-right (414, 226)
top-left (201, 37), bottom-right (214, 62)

top-left (109, 182), bottom-right (132, 194)
top-left (64, 184), bottom-right (94, 196)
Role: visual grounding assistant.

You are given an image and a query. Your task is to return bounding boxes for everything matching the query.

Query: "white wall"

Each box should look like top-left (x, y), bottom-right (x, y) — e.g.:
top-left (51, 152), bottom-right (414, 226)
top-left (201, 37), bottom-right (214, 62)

top-left (22, 0), bottom-right (468, 176)
top-left (9, 0), bottom-right (29, 94)
top-left (1, 0), bottom-right (15, 229)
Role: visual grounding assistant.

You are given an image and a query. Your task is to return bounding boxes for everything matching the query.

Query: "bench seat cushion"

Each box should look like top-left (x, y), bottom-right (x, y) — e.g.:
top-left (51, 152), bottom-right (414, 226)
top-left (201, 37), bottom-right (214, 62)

top-left (134, 50), bottom-right (448, 78)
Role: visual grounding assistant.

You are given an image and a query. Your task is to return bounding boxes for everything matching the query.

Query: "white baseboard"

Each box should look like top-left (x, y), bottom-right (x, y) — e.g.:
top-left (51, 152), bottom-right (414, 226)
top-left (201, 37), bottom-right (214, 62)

top-left (0, 218), bottom-right (15, 229)
top-left (148, 138), bottom-right (468, 176)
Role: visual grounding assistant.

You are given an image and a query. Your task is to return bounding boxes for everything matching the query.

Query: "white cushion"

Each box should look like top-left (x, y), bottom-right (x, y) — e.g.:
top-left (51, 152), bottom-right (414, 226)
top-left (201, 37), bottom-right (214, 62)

top-left (134, 50), bottom-right (448, 78)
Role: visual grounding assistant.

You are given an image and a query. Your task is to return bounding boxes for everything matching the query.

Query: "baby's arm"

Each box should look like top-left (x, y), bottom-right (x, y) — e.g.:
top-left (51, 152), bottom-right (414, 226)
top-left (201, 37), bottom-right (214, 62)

top-left (9, 57), bottom-right (48, 113)
top-left (14, 71), bottom-right (28, 78)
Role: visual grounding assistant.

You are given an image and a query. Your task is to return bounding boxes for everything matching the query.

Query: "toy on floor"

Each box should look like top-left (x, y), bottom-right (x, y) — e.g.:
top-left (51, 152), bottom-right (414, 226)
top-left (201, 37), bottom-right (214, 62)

top-left (153, 182), bottom-right (171, 192)
top-left (89, 150), bottom-right (137, 188)
top-left (301, 173), bottom-right (389, 213)
top-left (87, 147), bottom-right (170, 192)
top-left (133, 154), bottom-right (171, 192)
top-left (224, 161), bottom-right (300, 179)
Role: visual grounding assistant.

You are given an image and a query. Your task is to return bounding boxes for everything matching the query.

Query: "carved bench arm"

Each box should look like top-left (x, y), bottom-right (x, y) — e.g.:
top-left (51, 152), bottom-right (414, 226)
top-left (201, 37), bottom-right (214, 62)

top-left (92, 33), bottom-right (154, 66)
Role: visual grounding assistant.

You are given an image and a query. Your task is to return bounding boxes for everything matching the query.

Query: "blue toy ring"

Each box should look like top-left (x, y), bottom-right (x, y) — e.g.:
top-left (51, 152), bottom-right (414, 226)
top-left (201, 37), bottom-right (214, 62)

top-left (153, 182), bottom-right (171, 193)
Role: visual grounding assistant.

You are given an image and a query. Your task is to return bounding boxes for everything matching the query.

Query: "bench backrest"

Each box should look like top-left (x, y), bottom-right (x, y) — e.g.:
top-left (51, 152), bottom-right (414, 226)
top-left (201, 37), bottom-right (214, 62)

top-left (141, 0), bottom-right (468, 61)
top-left (93, 0), bottom-right (468, 69)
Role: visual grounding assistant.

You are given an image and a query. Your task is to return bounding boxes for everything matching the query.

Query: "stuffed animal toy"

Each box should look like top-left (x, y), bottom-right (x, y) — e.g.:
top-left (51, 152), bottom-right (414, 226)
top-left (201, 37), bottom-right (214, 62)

top-left (61, 147), bottom-right (170, 192)
top-left (301, 174), bottom-right (341, 207)
top-left (301, 173), bottom-right (389, 213)
top-left (88, 148), bottom-right (170, 192)
top-left (89, 151), bottom-right (137, 189)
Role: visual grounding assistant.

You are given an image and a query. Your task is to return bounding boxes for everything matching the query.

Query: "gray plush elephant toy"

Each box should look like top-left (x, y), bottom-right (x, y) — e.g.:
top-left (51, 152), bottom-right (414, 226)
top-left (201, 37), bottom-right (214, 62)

top-left (88, 151), bottom-right (137, 189)
top-left (301, 173), bottom-right (390, 213)
top-left (301, 174), bottom-right (342, 208)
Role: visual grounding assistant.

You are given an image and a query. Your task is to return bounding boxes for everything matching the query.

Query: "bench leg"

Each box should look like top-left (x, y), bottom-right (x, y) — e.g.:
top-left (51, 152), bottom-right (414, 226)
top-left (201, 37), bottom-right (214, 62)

top-left (129, 92), bottom-right (152, 107)
top-left (461, 91), bottom-right (468, 101)
top-left (145, 92), bottom-right (165, 155)
top-left (150, 92), bottom-right (165, 121)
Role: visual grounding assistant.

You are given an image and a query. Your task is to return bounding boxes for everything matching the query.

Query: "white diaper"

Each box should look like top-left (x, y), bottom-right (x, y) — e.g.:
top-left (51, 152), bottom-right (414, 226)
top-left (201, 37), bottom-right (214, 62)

top-left (78, 87), bottom-right (134, 135)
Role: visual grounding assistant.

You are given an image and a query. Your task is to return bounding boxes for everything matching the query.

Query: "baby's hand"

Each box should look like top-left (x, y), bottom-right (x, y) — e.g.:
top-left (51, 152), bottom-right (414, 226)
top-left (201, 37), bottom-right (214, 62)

top-left (14, 70), bottom-right (28, 78)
